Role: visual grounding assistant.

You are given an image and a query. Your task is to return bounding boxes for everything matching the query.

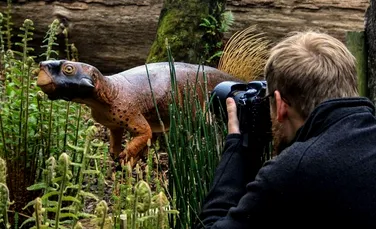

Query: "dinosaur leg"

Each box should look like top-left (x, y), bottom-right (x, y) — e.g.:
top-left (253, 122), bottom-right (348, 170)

top-left (119, 115), bottom-right (153, 167)
top-left (109, 128), bottom-right (124, 159)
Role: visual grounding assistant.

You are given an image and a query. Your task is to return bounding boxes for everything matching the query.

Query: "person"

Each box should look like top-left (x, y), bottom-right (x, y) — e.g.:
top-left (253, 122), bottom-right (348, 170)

top-left (194, 31), bottom-right (376, 228)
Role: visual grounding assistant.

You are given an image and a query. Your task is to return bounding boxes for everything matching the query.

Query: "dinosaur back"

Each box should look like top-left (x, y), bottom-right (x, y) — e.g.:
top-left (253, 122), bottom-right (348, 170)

top-left (107, 62), bottom-right (242, 132)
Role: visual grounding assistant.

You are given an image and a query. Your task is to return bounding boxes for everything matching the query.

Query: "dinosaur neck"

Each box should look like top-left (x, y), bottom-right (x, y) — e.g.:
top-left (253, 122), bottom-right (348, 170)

top-left (72, 74), bottom-right (118, 109)
top-left (95, 74), bottom-right (119, 105)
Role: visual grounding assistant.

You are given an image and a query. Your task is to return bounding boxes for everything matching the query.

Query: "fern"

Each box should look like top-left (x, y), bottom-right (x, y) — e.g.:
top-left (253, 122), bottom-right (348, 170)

top-left (53, 153), bottom-right (74, 229)
top-left (0, 158), bottom-right (10, 229)
top-left (14, 19), bottom-right (35, 66)
top-left (67, 126), bottom-right (103, 227)
top-left (93, 200), bottom-right (111, 229)
top-left (40, 19), bottom-right (60, 60)
top-left (24, 148), bottom-right (99, 229)
top-left (220, 11), bottom-right (234, 33)
top-left (4, 0), bottom-right (13, 50)
top-left (20, 197), bottom-right (49, 229)
top-left (0, 13), bottom-right (5, 53)
top-left (199, 10), bottom-right (235, 65)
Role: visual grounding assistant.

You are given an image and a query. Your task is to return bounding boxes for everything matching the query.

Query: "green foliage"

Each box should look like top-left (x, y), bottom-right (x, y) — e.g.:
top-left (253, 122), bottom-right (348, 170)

top-left (40, 19), bottom-right (59, 60)
top-left (28, 197), bottom-right (48, 229)
top-left (0, 158), bottom-right (10, 229)
top-left (147, 41), bottom-right (226, 228)
top-left (0, 0), bottom-right (92, 224)
top-left (23, 126), bottom-right (107, 228)
top-left (0, 2), bottom-right (225, 229)
top-left (93, 200), bottom-right (111, 229)
top-left (147, 1), bottom-right (232, 67)
top-left (4, 0), bottom-right (13, 50)
top-left (110, 152), bottom-right (178, 229)
top-left (0, 13), bottom-right (4, 57)
top-left (199, 10), bottom-right (234, 65)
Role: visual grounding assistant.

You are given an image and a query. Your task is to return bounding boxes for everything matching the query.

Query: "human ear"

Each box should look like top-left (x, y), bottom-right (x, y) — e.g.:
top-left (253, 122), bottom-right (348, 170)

top-left (274, 90), bottom-right (288, 123)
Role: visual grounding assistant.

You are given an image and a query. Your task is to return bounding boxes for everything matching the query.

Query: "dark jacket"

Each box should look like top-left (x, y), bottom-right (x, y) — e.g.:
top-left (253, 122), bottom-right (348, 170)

top-left (195, 98), bottom-right (376, 228)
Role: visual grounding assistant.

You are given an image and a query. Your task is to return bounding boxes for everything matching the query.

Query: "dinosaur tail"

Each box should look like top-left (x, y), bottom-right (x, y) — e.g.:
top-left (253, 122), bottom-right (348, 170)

top-left (217, 25), bottom-right (272, 82)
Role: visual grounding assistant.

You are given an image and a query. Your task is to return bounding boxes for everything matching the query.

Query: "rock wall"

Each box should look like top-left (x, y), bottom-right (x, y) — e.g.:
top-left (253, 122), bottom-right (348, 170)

top-left (1, 0), bottom-right (163, 74)
top-left (226, 0), bottom-right (369, 43)
top-left (0, 0), bottom-right (369, 74)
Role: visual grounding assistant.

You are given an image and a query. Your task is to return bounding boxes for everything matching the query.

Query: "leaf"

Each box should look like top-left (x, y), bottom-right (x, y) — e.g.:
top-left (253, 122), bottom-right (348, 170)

top-left (19, 217), bottom-right (36, 228)
top-left (45, 207), bottom-right (57, 213)
top-left (46, 201), bottom-right (58, 207)
top-left (58, 220), bottom-right (74, 228)
top-left (27, 182), bottom-right (47, 191)
top-left (65, 184), bottom-right (79, 190)
top-left (79, 190), bottom-right (99, 201)
top-left (67, 143), bottom-right (84, 152)
top-left (51, 176), bottom-right (63, 183)
top-left (69, 163), bottom-right (82, 168)
top-left (82, 170), bottom-right (100, 175)
top-left (61, 196), bottom-right (81, 203)
top-left (77, 212), bottom-right (96, 219)
top-left (22, 199), bottom-right (36, 210)
top-left (58, 212), bottom-right (78, 220)
top-left (41, 190), bottom-right (59, 200)
top-left (137, 215), bottom-right (156, 222)
top-left (165, 209), bottom-right (180, 214)
top-left (60, 206), bottom-right (76, 212)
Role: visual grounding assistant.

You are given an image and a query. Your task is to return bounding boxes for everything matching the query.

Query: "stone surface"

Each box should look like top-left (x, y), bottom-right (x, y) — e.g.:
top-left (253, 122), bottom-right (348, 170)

top-left (0, 0), bottom-right (369, 74)
top-left (1, 0), bottom-right (163, 74)
top-left (226, 0), bottom-right (369, 44)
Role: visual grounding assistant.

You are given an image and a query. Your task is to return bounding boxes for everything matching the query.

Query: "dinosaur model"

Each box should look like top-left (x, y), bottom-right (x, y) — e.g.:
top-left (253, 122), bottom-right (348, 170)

top-left (37, 61), bottom-right (241, 166)
top-left (36, 26), bottom-right (270, 167)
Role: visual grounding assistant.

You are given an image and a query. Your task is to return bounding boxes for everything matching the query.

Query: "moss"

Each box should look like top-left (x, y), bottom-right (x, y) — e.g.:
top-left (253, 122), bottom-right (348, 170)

top-left (146, 1), bottom-right (213, 64)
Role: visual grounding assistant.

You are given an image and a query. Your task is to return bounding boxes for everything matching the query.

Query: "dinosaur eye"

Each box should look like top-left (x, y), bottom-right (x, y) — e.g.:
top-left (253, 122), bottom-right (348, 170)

top-left (62, 64), bottom-right (76, 76)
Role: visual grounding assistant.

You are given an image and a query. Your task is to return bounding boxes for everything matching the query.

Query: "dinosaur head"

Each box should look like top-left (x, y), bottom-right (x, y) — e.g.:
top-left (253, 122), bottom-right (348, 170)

top-left (37, 60), bottom-right (100, 101)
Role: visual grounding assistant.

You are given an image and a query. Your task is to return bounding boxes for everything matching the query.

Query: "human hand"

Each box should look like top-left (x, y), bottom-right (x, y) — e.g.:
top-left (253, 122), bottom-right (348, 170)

top-left (226, 97), bottom-right (240, 134)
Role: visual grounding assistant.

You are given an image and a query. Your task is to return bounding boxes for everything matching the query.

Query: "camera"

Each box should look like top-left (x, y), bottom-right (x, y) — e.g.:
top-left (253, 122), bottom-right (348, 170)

top-left (211, 80), bottom-right (272, 149)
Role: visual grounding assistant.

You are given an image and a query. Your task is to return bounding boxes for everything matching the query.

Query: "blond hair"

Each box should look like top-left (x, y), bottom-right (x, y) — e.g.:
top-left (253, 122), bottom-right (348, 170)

top-left (265, 31), bottom-right (358, 119)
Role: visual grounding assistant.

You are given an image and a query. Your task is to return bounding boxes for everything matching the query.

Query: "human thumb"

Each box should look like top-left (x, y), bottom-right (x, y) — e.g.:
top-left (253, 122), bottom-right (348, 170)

top-left (226, 97), bottom-right (240, 134)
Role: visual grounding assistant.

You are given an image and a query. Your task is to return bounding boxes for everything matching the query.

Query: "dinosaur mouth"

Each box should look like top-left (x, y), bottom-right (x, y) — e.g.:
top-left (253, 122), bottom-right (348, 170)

top-left (37, 70), bottom-right (56, 94)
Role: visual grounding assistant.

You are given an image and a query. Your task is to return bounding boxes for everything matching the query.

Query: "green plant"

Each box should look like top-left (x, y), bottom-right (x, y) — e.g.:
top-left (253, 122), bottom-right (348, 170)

top-left (3, 0), bottom-right (13, 50)
top-left (23, 126), bottom-right (107, 228)
top-left (0, 0), bottom-right (90, 220)
top-left (146, 40), bottom-right (226, 228)
top-left (0, 2), bottom-right (233, 228)
top-left (199, 10), bottom-right (234, 65)
top-left (29, 197), bottom-right (48, 229)
top-left (93, 200), bottom-right (111, 229)
top-left (110, 157), bottom-right (178, 229)
top-left (0, 158), bottom-right (11, 229)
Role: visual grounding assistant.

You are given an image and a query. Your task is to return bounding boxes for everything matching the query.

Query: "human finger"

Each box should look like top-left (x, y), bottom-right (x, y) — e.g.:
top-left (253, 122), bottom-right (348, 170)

top-left (226, 97), bottom-right (240, 134)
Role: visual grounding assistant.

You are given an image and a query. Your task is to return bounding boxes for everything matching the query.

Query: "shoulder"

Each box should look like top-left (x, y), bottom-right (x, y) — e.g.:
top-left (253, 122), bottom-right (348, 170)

top-left (256, 140), bottom-right (315, 188)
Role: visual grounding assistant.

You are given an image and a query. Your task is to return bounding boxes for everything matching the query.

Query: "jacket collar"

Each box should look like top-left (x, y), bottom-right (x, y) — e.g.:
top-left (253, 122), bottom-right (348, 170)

top-left (293, 97), bottom-right (375, 142)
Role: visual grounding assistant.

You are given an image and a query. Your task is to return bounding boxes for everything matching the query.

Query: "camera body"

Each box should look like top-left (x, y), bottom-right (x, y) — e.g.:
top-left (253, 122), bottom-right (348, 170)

top-left (211, 80), bottom-right (272, 148)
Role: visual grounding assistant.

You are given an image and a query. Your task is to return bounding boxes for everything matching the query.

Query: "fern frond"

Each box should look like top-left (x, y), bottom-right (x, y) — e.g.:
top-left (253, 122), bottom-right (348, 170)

top-left (40, 19), bottom-right (60, 60)
top-left (4, 0), bottom-right (13, 50)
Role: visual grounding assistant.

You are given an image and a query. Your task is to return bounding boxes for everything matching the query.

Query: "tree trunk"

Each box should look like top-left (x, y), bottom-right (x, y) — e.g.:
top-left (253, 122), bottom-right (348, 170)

top-left (365, 0), bottom-right (376, 104)
top-left (146, 0), bottom-right (227, 66)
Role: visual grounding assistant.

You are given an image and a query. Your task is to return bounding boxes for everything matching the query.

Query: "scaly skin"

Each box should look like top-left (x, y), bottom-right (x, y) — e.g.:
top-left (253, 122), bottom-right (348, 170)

top-left (37, 60), bottom-right (241, 167)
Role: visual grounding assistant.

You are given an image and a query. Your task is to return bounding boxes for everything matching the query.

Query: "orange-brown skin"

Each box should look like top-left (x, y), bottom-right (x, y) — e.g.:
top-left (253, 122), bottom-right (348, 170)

top-left (37, 60), bottom-right (241, 166)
